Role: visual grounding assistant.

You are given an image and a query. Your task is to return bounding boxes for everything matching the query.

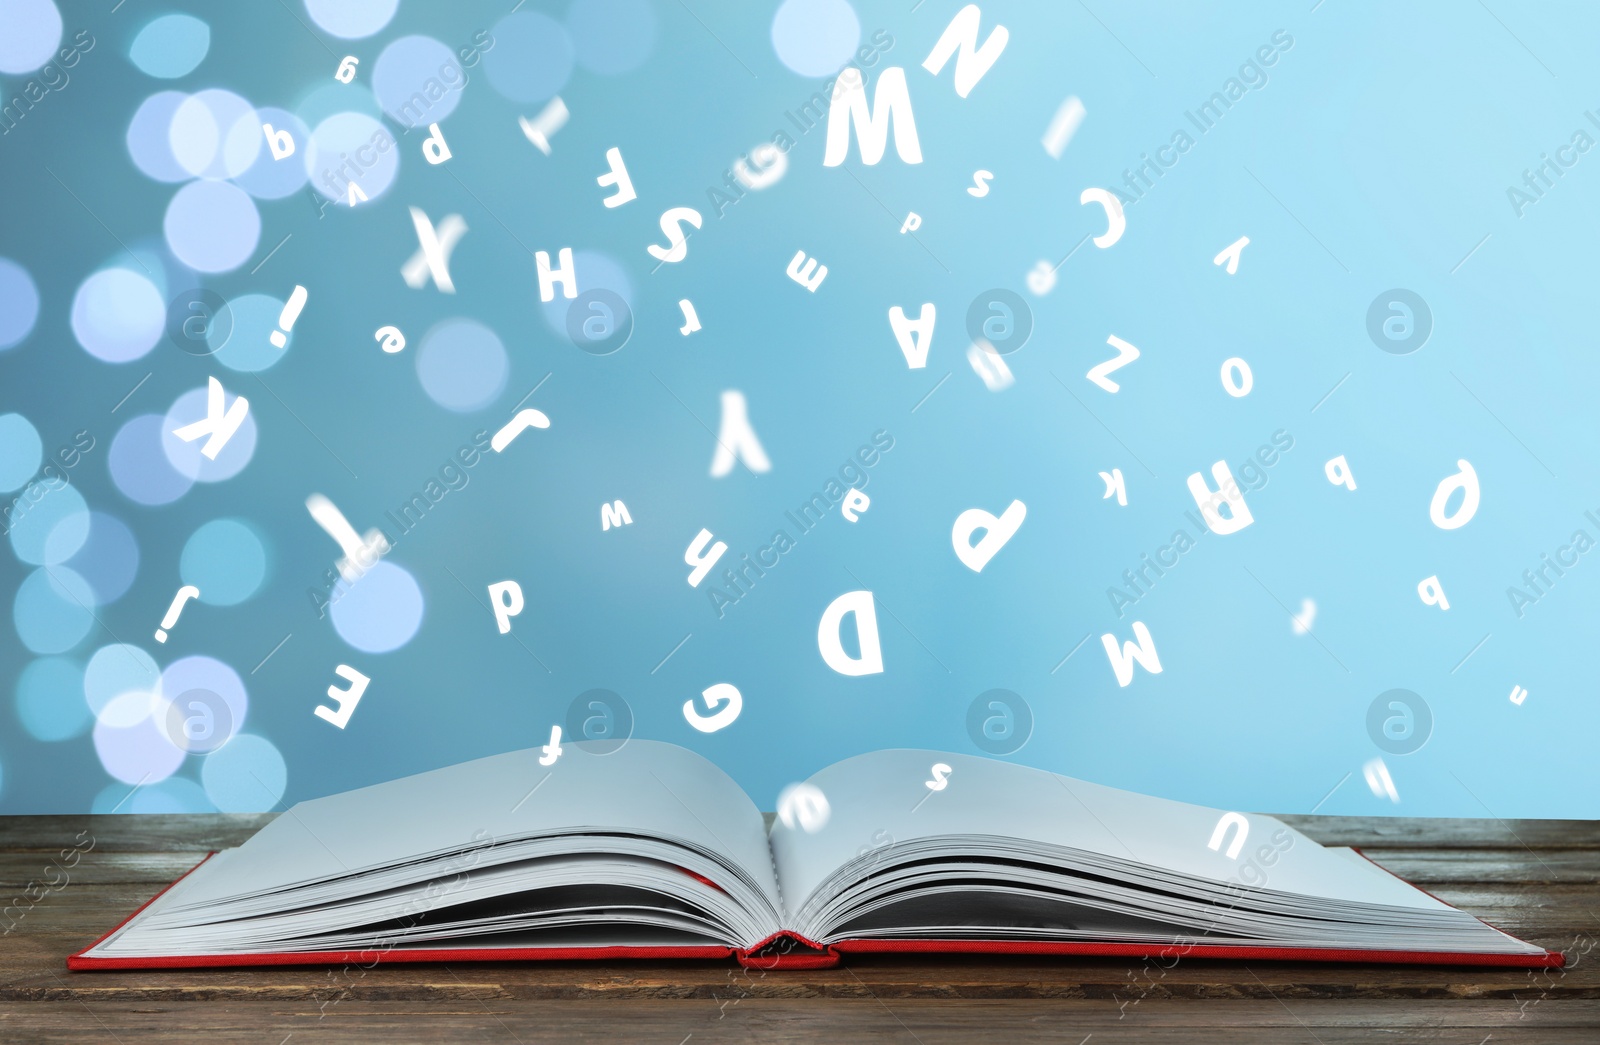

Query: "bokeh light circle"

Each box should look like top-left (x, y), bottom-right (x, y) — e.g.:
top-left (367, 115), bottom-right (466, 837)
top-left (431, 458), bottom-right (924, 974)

top-left (304, 0), bottom-right (398, 39)
top-left (9, 480), bottom-right (88, 565)
top-left (109, 414), bottom-right (195, 505)
top-left (202, 734), bottom-right (287, 811)
top-left (0, 258), bottom-right (41, 350)
top-left (67, 512), bottom-right (140, 604)
top-left (134, 777), bottom-right (215, 812)
top-left (180, 518), bottom-right (267, 605)
top-left (297, 81), bottom-right (382, 129)
top-left (85, 643), bottom-right (161, 722)
top-left (71, 268), bottom-right (165, 363)
top-left (374, 35), bottom-right (465, 128)
top-left (157, 688), bottom-right (235, 754)
top-left (129, 13), bottom-right (210, 79)
top-left (14, 566), bottom-right (96, 654)
top-left (170, 88), bottom-right (260, 179)
top-left (304, 111), bottom-right (399, 202)
top-left (15, 656), bottom-right (90, 741)
top-left (0, 412), bottom-right (42, 491)
top-left (771, 0), bottom-right (861, 77)
top-left (567, 0), bottom-right (657, 75)
top-left (213, 293), bottom-right (289, 372)
top-left (416, 318), bottom-right (508, 412)
top-left (234, 107), bottom-right (311, 200)
top-left (0, 0), bottom-right (62, 75)
top-left (43, 497), bottom-right (95, 565)
top-left (164, 180), bottom-right (261, 273)
top-left (94, 690), bottom-right (185, 785)
top-left (329, 560), bottom-right (425, 653)
top-left (161, 384), bottom-right (258, 482)
top-left (165, 286), bottom-right (230, 356)
top-left (160, 655), bottom-right (248, 751)
top-left (126, 91), bottom-right (194, 183)
top-left (484, 12), bottom-right (574, 103)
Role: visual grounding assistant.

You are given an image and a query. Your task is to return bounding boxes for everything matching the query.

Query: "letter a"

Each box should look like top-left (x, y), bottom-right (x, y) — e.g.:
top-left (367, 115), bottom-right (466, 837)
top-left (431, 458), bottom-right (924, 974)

top-left (709, 390), bottom-right (771, 477)
top-left (818, 590), bottom-right (884, 676)
top-left (952, 500), bottom-right (1026, 572)
top-left (921, 4), bottom-right (1009, 98)
top-left (1429, 460), bottom-right (1480, 530)
top-left (889, 303), bottom-right (935, 369)
top-left (823, 67), bottom-right (922, 167)
top-left (1102, 621), bottom-right (1162, 687)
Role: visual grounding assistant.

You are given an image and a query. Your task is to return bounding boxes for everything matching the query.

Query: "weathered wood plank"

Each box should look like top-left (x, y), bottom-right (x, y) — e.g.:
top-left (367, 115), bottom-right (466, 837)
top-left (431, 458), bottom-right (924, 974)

top-left (1350, 848), bottom-right (1600, 884)
top-left (0, 852), bottom-right (211, 889)
top-left (6, 922), bottom-right (1599, 1003)
top-left (1275, 815), bottom-right (1600, 850)
top-left (3, 999), bottom-right (1600, 1044)
top-left (2, 813), bottom-right (1596, 852)
top-left (0, 815), bottom-right (273, 853)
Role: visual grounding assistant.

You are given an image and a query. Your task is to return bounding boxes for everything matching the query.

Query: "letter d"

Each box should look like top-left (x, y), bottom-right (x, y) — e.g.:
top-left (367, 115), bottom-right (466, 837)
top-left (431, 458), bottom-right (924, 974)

top-left (818, 590), bottom-right (884, 676)
top-left (263, 122), bottom-right (296, 161)
top-left (422, 123), bottom-right (452, 165)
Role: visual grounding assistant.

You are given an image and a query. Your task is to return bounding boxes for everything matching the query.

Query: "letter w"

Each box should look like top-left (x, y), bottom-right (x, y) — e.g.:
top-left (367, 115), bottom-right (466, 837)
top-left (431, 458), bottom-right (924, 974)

top-left (1101, 621), bottom-right (1162, 688)
top-left (600, 500), bottom-right (632, 531)
top-left (823, 67), bottom-right (922, 167)
top-left (922, 5), bottom-right (1009, 98)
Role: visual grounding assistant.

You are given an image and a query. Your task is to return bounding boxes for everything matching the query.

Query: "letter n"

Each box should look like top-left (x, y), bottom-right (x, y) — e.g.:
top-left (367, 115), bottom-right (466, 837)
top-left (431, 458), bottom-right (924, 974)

top-left (921, 4), bottom-right (1009, 98)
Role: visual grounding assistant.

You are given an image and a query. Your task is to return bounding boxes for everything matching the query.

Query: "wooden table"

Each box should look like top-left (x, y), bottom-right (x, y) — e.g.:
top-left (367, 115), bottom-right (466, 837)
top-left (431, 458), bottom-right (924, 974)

top-left (2, 813), bottom-right (1596, 1043)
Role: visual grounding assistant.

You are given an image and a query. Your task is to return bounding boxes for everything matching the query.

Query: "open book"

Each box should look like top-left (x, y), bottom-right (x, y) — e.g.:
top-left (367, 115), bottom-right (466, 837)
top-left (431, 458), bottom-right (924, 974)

top-left (71, 741), bottom-right (1560, 970)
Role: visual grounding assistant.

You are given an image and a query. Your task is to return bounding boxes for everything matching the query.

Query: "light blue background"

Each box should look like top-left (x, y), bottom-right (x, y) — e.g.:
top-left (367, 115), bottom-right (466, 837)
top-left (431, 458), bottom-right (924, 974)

top-left (1, 0), bottom-right (1596, 818)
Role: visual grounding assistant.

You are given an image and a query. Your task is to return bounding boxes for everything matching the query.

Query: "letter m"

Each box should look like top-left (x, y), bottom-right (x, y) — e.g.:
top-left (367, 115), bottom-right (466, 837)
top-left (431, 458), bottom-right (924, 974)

top-left (1101, 621), bottom-right (1162, 688)
top-left (600, 500), bottom-right (632, 531)
top-left (922, 4), bottom-right (1009, 98)
top-left (823, 67), bottom-right (922, 167)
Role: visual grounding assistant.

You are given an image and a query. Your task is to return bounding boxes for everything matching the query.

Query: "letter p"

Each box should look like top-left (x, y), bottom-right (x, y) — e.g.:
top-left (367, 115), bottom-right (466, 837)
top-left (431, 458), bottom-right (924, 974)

top-left (488, 580), bottom-right (524, 633)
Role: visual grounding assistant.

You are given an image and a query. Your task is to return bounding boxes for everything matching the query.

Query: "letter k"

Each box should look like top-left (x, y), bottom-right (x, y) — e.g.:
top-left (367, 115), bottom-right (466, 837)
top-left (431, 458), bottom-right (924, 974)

top-left (172, 377), bottom-right (249, 460)
top-left (402, 207), bottom-right (467, 293)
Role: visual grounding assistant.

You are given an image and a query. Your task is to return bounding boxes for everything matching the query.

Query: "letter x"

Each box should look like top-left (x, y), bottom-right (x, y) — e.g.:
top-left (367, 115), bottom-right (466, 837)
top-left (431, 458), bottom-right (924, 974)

top-left (401, 207), bottom-right (467, 293)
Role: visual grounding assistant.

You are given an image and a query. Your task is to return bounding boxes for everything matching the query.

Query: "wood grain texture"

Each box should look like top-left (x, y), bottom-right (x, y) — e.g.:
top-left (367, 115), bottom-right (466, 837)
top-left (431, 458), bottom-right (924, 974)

top-left (2, 813), bottom-right (1596, 1042)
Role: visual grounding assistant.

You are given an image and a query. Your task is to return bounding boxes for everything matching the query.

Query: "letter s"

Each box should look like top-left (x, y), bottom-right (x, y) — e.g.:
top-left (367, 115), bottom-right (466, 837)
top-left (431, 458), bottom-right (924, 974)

top-left (646, 207), bottom-right (704, 264)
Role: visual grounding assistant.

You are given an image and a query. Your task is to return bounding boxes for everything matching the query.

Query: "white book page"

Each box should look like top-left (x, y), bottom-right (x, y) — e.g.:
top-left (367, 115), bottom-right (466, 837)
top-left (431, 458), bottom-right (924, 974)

top-left (170, 740), bottom-right (779, 916)
top-left (770, 750), bottom-right (1455, 919)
